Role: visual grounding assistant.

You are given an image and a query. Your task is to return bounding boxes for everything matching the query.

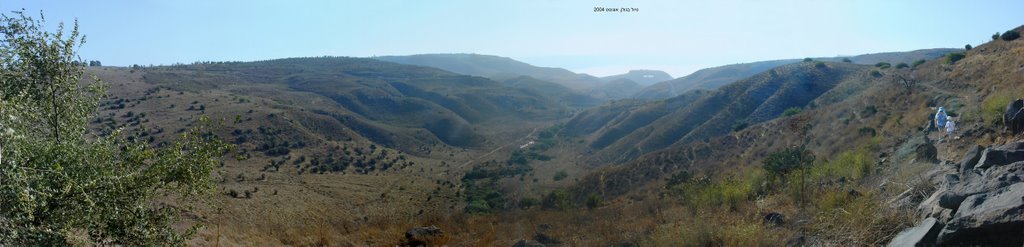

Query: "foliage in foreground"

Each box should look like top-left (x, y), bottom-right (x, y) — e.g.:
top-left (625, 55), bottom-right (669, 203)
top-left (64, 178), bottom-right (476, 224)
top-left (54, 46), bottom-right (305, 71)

top-left (0, 11), bottom-right (228, 245)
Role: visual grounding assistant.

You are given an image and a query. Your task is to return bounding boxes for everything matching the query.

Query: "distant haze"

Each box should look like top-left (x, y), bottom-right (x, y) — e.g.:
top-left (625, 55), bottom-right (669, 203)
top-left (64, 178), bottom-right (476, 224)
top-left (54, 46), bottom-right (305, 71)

top-left (4, 0), bottom-right (1023, 77)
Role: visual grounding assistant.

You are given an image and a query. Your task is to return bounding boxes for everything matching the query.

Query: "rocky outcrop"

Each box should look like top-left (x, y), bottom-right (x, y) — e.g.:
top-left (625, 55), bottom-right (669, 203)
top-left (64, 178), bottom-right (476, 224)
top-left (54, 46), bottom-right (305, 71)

top-left (1004, 99), bottom-right (1024, 134)
top-left (886, 217), bottom-right (941, 247)
top-left (403, 226), bottom-right (445, 247)
top-left (896, 133), bottom-right (938, 163)
top-left (893, 141), bottom-right (1024, 246)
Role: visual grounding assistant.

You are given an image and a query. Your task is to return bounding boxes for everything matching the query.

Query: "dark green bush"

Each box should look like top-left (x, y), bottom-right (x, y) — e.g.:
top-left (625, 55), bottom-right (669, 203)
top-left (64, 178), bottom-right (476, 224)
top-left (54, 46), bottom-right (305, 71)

top-left (870, 71), bottom-right (883, 78)
top-left (542, 189), bottom-right (571, 210)
top-left (912, 59), bottom-right (926, 69)
top-left (945, 52), bottom-right (966, 64)
top-left (874, 62), bottom-right (891, 69)
top-left (993, 32), bottom-right (1001, 41)
top-left (814, 61), bottom-right (827, 69)
top-left (783, 107), bottom-right (802, 117)
top-left (803, 57), bottom-right (813, 62)
top-left (1002, 30), bottom-right (1020, 41)
top-left (553, 170), bottom-right (568, 181)
top-left (895, 63), bottom-right (909, 69)
top-left (763, 148), bottom-right (814, 179)
top-left (964, 44), bottom-right (972, 50)
top-left (842, 58), bottom-right (852, 63)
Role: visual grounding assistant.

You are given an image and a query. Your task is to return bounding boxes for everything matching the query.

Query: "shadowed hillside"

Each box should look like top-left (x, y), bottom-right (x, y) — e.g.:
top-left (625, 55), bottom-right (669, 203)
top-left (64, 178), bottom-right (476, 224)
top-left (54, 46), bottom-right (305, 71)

top-left (374, 53), bottom-right (603, 90)
top-left (566, 61), bottom-right (869, 164)
top-left (635, 48), bottom-right (960, 100)
top-left (141, 57), bottom-right (570, 152)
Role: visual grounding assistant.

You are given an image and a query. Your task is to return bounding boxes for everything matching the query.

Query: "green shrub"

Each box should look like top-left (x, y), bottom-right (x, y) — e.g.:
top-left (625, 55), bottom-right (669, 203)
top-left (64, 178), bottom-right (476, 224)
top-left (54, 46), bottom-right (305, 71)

top-left (803, 57), bottom-right (813, 62)
top-left (763, 148), bottom-right (814, 180)
top-left (982, 92), bottom-right (1014, 124)
top-left (732, 120), bottom-right (749, 132)
top-left (912, 59), bottom-right (926, 69)
top-left (945, 52), bottom-right (965, 64)
top-left (842, 58), bottom-right (852, 63)
top-left (553, 170), bottom-right (568, 181)
top-left (870, 71), bottom-right (883, 78)
top-left (783, 107), bottom-right (802, 117)
top-left (964, 44), bottom-right (972, 50)
top-left (874, 62), bottom-right (891, 69)
top-left (895, 63), bottom-right (908, 69)
top-left (518, 197), bottom-right (539, 209)
top-left (585, 193), bottom-right (603, 209)
top-left (1002, 30), bottom-right (1020, 41)
top-left (814, 61), bottom-right (827, 69)
top-left (542, 189), bottom-right (571, 210)
top-left (993, 32), bottom-right (1001, 41)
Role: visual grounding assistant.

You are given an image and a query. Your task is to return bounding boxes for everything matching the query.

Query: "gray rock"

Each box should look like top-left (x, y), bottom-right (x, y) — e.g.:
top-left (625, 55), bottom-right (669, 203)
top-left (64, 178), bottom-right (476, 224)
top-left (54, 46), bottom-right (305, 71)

top-left (895, 134), bottom-right (938, 163)
top-left (887, 217), bottom-right (941, 247)
top-left (937, 182), bottom-right (1024, 245)
top-left (1004, 99), bottom-right (1024, 134)
top-left (958, 145), bottom-right (984, 172)
top-left (975, 148), bottom-right (1024, 170)
top-left (938, 191), bottom-right (966, 209)
top-left (404, 225), bottom-right (444, 246)
top-left (513, 239), bottom-right (546, 247)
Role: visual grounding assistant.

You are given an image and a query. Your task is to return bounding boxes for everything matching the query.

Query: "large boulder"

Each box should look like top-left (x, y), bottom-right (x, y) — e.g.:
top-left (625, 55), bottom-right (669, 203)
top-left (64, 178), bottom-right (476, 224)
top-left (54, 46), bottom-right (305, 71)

top-left (958, 145), bottom-right (984, 172)
top-left (403, 225), bottom-right (445, 247)
top-left (1004, 99), bottom-right (1024, 134)
top-left (937, 182), bottom-right (1024, 245)
top-left (896, 134), bottom-right (938, 163)
top-left (975, 146), bottom-right (1024, 170)
top-left (887, 217), bottom-right (942, 247)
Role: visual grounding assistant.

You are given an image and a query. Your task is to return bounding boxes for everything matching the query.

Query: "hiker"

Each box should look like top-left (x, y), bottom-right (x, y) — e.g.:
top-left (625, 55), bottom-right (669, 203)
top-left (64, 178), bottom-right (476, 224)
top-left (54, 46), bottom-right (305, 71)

top-left (946, 118), bottom-right (956, 139)
top-left (935, 107), bottom-right (947, 131)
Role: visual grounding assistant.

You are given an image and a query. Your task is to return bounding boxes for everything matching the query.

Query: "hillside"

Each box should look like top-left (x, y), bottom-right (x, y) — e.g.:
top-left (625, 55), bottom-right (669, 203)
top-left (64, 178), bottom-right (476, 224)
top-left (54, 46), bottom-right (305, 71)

top-left (565, 61), bottom-right (869, 164)
top-left (600, 69), bottom-right (673, 86)
top-left (635, 48), bottom-right (960, 100)
top-left (588, 78), bottom-right (643, 99)
top-left (374, 53), bottom-right (604, 90)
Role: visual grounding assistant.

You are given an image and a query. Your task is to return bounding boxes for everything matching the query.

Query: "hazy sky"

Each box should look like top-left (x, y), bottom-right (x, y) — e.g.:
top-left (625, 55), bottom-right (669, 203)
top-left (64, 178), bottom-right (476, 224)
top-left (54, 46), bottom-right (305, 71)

top-left (4, 0), bottom-right (1022, 77)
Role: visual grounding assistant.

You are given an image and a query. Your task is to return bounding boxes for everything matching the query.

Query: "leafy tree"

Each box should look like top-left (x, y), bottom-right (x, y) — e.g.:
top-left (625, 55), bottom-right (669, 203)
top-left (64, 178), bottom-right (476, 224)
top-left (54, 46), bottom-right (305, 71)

top-left (814, 61), bottom-right (827, 69)
top-left (964, 44), bottom-right (972, 51)
top-left (0, 11), bottom-right (228, 245)
top-left (841, 58), bottom-right (852, 63)
top-left (762, 148), bottom-right (814, 180)
top-left (802, 58), bottom-right (813, 62)
top-left (993, 32), bottom-right (1001, 41)
top-left (1002, 30), bottom-right (1020, 41)
top-left (541, 189), bottom-right (571, 210)
top-left (945, 52), bottom-right (966, 64)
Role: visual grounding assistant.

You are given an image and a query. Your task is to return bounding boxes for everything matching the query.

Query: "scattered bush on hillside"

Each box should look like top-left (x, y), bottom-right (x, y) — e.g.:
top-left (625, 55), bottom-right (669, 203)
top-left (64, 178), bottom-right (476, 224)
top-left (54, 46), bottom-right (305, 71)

top-left (763, 148), bottom-right (814, 183)
top-left (911, 59), bottom-right (926, 69)
top-left (541, 189), bottom-right (571, 211)
top-left (895, 63), bottom-right (908, 69)
top-left (803, 57), bottom-right (813, 62)
top-left (870, 71), bottom-right (883, 78)
top-left (585, 193), bottom-right (603, 209)
top-left (783, 107), bottom-right (802, 117)
top-left (874, 62), bottom-right (891, 69)
top-left (964, 44), bottom-right (972, 51)
top-left (945, 52), bottom-right (966, 64)
top-left (553, 170), bottom-right (568, 181)
top-left (982, 92), bottom-right (1014, 124)
top-left (732, 120), bottom-right (749, 132)
top-left (814, 61), bottom-right (827, 69)
top-left (842, 58), bottom-right (852, 63)
top-left (993, 32), bottom-right (1001, 41)
top-left (518, 197), bottom-right (539, 209)
top-left (1002, 30), bottom-right (1020, 41)
top-left (857, 127), bottom-right (877, 137)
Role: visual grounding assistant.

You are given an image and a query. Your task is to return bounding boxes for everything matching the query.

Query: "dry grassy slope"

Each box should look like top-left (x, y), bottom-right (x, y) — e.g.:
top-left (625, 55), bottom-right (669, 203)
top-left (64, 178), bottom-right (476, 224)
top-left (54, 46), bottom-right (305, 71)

top-left (565, 62), bottom-right (867, 165)
top-left (570, 26), bottom-right (1024, 207)
top-left (84, 58), bottom-right (569, 245)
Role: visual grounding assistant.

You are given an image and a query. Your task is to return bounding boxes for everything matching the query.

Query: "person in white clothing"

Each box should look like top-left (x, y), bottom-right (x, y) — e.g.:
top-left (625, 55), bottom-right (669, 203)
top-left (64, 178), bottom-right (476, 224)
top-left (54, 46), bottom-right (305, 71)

top-left (945, 119), bottom-right (956, 139)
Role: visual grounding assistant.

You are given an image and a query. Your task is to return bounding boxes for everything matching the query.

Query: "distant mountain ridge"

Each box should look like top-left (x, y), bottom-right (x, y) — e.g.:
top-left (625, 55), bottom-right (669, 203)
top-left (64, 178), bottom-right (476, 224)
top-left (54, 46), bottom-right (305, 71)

top-left (600, 70), bottom-right (673, 86)
top-left (634, 48), bottom-right (961, 99)
top-left (374, 53), bottom-right (604, 90)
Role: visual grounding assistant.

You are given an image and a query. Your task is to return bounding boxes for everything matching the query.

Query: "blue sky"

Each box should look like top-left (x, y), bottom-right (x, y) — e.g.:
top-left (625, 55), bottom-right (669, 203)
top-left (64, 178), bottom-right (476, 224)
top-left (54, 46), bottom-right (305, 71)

top-left (4, 0), bottom-right (1022, 77)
